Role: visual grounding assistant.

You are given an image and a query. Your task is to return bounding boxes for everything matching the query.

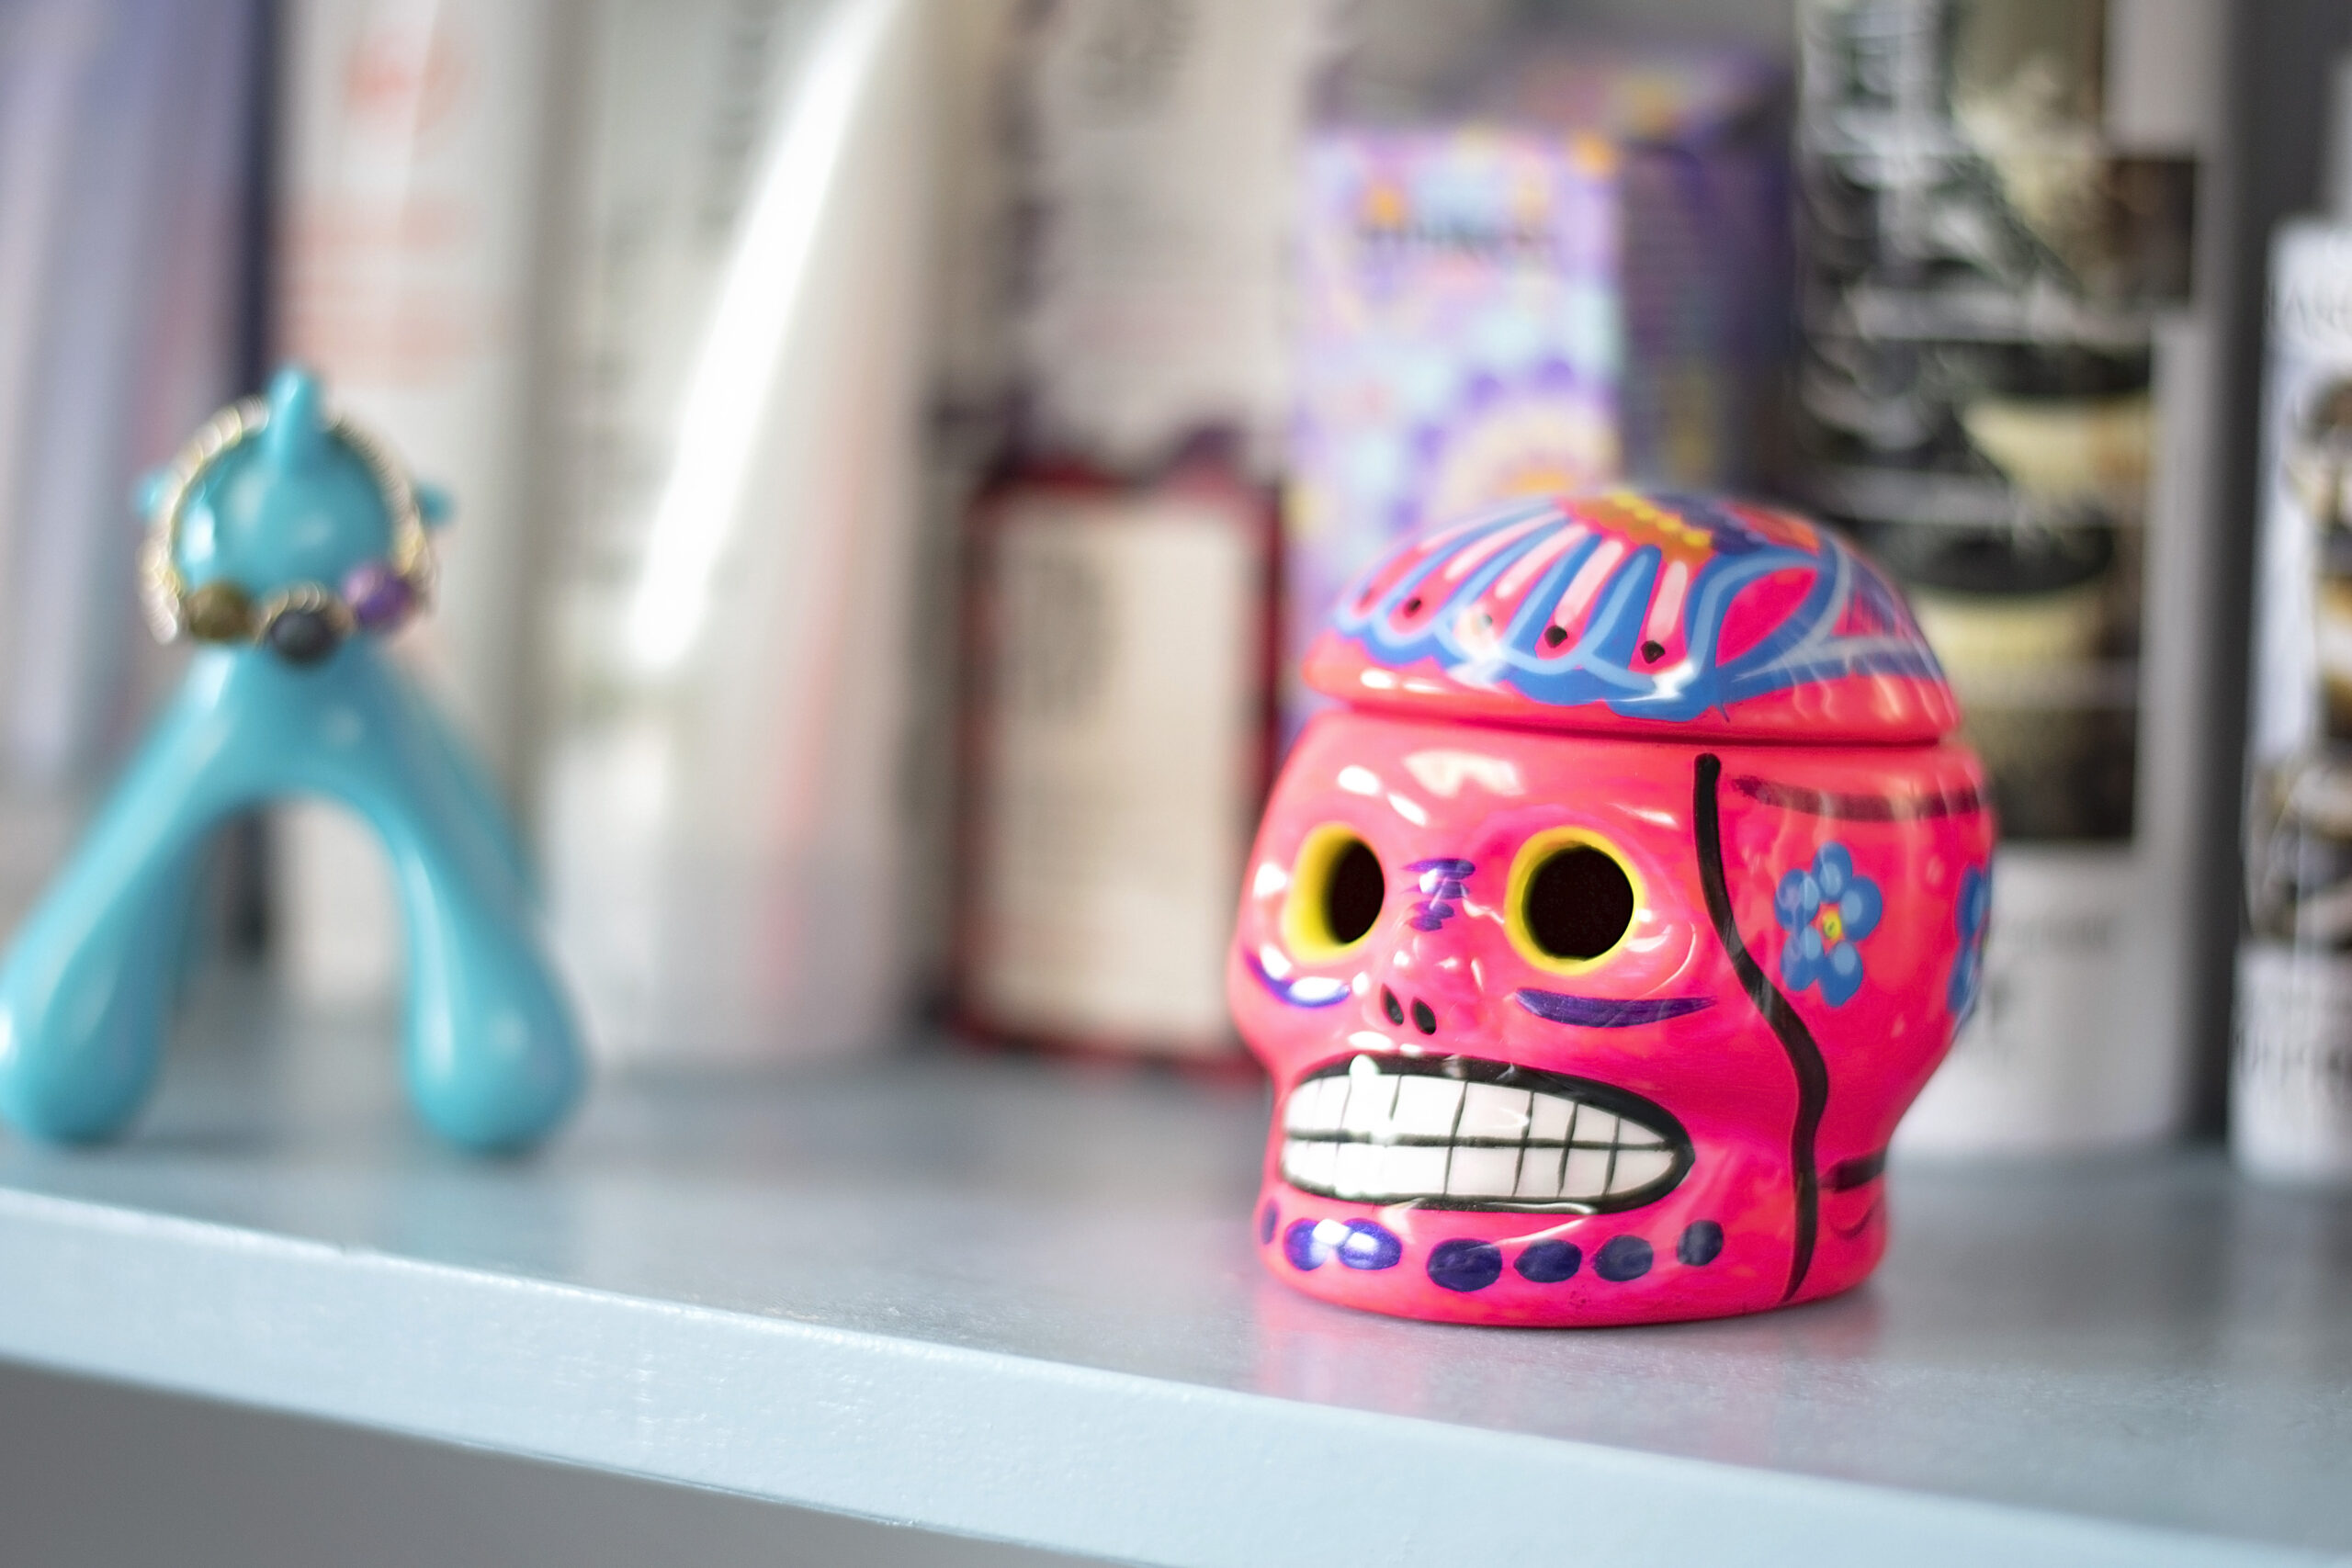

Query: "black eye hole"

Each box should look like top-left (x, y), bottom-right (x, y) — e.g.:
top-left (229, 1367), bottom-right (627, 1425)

top-left (1522, 845), bottom-right (1634, 961)
top-left (1323, 837), bottom-right (1385, 948)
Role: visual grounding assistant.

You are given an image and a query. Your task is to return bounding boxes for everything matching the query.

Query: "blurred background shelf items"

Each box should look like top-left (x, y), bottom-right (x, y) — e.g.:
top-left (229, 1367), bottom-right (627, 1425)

top-left (947, 0), bottom-right (1313, 1057)
top-left (1288, 30), bottom-right (1789, 734)
top-left (0, 0), bottom-right (268, 945)
top-left (274, 0), bottom-right (931, 1066)
top-left (539, 0), bottom-right (927, 1067)
top-left (273, 0), bottom-right (568, 1006)
top-left (2237, 58), bottom-right (2352, 1184)
top-left (0, 0), bottom-right (2263, 1100)
top-left (957, 455), bottom-right (1274, 1057)
top-left (1792, 0), bottom-right (2225, 1155)
top-left (6, 0), bottom-right (2352, 1561)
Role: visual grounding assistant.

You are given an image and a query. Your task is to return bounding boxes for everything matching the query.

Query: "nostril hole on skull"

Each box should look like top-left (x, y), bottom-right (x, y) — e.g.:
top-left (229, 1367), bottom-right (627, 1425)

top-left (1382, 987), bottom-right (1405, 1026)
top-left (1409, 998), bottom-right (1437, 1034)
top-left (1523, 845), bottom-right (1635, 961)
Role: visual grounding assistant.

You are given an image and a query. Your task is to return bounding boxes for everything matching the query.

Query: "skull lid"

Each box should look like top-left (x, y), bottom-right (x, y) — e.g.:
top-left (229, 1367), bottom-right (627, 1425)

top-left (1304, 490), bottom-right (1960, 743)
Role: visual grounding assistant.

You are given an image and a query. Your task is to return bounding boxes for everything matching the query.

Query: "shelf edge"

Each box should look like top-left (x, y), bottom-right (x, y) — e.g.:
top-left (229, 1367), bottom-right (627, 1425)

top-left (0, 1187), bottom-right (2327, 1568)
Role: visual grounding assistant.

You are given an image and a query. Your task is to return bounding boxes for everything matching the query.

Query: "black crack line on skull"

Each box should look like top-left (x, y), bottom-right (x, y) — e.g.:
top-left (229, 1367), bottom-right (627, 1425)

top-left (1694, 751), bottom-right (1826, 1303)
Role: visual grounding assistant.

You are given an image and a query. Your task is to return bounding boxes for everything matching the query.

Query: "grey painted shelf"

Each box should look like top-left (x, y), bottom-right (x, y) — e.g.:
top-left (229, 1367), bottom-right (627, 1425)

top-left (0, 975), bottom-right (2346, 1568)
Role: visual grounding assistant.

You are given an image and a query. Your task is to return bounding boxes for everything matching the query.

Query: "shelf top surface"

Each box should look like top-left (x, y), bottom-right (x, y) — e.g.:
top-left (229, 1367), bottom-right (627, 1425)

top-left (0, 976), bottom-right (2348, 1566)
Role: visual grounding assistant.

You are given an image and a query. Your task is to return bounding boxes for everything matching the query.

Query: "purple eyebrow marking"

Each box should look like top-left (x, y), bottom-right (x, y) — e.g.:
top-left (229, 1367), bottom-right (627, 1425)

top-left (1513, 989), bottom-right (1715, 1027)
top-left (1405, 857), bottom-right (1475, 931)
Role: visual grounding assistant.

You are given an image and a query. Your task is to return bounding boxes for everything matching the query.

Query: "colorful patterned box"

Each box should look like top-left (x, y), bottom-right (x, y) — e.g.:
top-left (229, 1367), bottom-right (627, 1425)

top-left (1284, 75), bottom-right (1785, 731)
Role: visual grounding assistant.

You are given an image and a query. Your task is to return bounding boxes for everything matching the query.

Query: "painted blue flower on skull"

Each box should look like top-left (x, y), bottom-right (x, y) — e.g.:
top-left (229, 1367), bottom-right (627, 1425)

top-left (1774, 842), bottom-right (1882, 1008)
top-left (1946, 863), bottom-right (1991, 1024)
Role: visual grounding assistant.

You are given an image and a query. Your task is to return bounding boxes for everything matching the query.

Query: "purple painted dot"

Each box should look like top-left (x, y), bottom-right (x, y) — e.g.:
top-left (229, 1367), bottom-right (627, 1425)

top-left (1335, 1220), bottom-right (1401, 1271)
top-left (342, 558), bottom-right (415, 630)
top-left (1678, 1220), bottom-right (1724, 1266)
top-left (1595, 1235), bottom-right (1653, 1282)
top-left (1516, 1239), bottom-right (1582, 1283)
top-left (1258, 1201), bottom-right (1280, 1246)
top-left (1427, 1238), bottom-right (1503, 1292)
top-left (1284, 1217), bottom-right (1400, 1272)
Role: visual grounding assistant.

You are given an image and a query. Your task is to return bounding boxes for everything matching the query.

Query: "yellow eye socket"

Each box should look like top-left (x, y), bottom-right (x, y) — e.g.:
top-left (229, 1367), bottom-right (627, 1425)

top-left (1282, 825), bottom-right (1385, 961)
top-left (1507, 830), bottom-right (1637, 972)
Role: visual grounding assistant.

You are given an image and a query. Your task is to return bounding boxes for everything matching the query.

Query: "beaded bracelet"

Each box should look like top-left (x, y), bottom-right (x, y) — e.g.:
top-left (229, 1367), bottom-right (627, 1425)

top-left (137, 396), bottom-right (435, 665)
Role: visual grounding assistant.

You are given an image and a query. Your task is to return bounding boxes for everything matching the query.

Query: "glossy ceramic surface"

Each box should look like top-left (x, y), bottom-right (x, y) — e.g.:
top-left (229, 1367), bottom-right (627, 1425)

top-left (0, 367), bottom-right (582, 1151)
top-left (1304, 490), bottom-right (1959, 741)
top-left (1234, 490), bottom-right (1993, 1325)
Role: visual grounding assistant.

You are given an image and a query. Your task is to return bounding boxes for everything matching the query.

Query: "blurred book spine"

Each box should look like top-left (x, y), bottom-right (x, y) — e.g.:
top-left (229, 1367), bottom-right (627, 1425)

top-left (948, 0), bottom-right (1323, 1059)
top-left (2234, 58), bottom-right (2352, 1184)
top-left (274, 0), bottom-right (569, 1003)
top-left (0, 0), bottom-right (268, 939)
top-left (537, 0), bottom-right (927, 1066)
top-left (1285, 42), bottom-right (1789, 738)
top-left (1792, 0), bottom-right (2225, 1154)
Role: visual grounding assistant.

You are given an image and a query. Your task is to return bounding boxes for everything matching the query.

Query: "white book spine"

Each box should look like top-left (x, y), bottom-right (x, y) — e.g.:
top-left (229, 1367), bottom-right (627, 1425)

top-left (274, 0), bottom-right (563, 1003)
top-left (539, 0), bottom-right (929, 1064)
top-left (2233, 216), bottom-right (2352, 1183)
top-left (1891, 0), bottom-right (2227, 1156)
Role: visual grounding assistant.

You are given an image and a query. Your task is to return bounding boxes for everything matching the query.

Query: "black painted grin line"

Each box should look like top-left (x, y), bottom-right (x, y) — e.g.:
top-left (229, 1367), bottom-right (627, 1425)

top-left (1281, 1052), bottom-right (1695, 1214)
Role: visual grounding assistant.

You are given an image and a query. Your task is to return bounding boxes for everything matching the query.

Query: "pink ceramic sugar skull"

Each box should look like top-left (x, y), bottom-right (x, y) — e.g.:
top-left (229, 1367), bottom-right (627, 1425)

top-left (1231, 491), bottom-right (1994, 1326)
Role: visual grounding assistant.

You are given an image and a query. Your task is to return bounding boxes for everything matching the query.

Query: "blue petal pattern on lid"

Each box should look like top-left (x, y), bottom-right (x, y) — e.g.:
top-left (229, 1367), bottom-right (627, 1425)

top-left (1308, 490), bottom-right (1955, 739)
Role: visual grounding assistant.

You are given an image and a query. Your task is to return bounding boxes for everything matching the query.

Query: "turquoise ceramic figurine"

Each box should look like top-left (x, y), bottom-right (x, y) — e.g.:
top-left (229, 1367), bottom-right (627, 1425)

top-left (0, 367), bottom-right (583, 1150)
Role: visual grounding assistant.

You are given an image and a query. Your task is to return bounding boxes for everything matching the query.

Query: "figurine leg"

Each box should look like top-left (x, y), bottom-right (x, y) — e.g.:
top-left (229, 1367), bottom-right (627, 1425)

top-left (0, 741), bottom-right (226, 1141)
top-left (348, 705), bottom-right (582, 1151)
top-left (379, 809), bottom-right (582, 1150)
top-left (391, 671), bottom-right (535, 897)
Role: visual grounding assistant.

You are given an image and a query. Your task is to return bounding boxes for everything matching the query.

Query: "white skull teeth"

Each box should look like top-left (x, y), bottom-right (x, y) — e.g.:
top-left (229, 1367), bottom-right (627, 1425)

top-left (1278, 1055), bottom-right (1690, 1213)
